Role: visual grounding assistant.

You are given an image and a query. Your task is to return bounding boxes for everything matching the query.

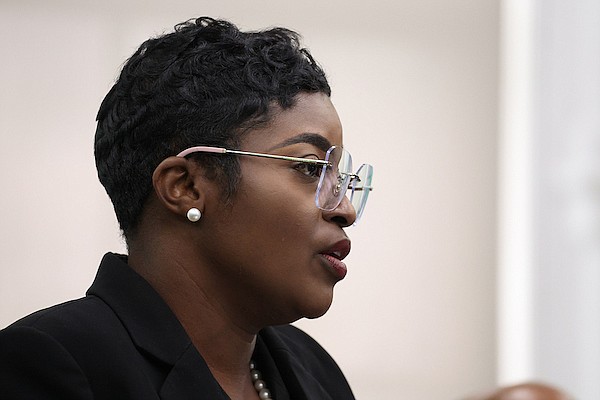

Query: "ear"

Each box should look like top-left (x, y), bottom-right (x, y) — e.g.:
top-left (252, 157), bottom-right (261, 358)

top-left (152, 156), bottom-right (207, 219)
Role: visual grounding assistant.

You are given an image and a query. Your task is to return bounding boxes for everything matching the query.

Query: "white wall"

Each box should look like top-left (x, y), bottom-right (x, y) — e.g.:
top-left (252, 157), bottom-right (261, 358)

top-left (0, 1), bottom-right (499, 399)
top-left (534, 2), bottom-right (600, 397)
top-left (498, 0), bottom-right (600, 398)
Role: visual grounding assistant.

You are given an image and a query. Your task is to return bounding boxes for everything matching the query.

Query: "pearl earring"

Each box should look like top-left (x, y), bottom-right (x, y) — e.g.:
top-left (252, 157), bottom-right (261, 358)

top-left (186, 208), bottom-right (202, 222)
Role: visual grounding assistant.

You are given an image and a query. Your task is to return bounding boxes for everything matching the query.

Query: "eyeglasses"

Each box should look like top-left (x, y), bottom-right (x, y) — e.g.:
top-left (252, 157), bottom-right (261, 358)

top-left (177, 145), bottom-right (373, 224)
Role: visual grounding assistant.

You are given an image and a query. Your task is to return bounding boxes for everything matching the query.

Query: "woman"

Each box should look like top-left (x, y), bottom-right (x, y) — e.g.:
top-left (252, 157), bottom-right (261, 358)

top-left (0, 17), bottom-right (372, 400)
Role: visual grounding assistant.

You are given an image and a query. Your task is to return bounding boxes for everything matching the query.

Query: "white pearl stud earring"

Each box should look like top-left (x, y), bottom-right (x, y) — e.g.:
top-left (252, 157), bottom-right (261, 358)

top-left (186, 208), bottom-right (202, 222)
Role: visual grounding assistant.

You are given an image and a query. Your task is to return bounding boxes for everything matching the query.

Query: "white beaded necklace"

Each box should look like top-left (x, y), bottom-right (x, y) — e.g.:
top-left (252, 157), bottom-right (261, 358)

top-left (249, 360), bottom-right (273, 399)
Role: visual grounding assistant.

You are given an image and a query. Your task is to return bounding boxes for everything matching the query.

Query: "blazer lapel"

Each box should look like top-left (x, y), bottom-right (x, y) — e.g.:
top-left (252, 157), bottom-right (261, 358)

top-left (159, 344), bottom-right (229, 400)
top-left (257, 327), bottom-right (335, 400)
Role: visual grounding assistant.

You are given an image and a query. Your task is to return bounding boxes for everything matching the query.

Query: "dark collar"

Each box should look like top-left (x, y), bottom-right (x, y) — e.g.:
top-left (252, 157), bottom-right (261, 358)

top-left (86, 253), bottom-right (229, 399)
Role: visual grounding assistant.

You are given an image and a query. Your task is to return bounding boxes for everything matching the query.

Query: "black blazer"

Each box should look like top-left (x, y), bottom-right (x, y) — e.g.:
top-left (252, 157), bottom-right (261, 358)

top-left (0, 253), bottom-right (355, 399)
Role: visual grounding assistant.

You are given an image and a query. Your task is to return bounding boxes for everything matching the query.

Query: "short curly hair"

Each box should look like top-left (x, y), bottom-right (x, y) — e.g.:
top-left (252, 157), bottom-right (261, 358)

top-left (94, 17), bottom-right (331, 239)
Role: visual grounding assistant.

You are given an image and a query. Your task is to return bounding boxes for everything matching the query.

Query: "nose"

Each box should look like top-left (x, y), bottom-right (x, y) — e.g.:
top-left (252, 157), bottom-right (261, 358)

top-left (322, 195), bottom-right (356, 227)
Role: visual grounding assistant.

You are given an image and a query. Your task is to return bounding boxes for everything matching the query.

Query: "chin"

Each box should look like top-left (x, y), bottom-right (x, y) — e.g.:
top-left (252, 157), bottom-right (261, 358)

top-left (303, 309), bottom-right (330, 320)
top-left (300, 292), bottom-right (335, 320)
top-left (270, 285), bottom-right (336, 324)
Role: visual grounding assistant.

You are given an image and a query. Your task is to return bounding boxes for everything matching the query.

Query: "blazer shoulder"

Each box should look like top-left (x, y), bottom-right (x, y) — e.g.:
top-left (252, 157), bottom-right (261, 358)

top-left (0, 324), bottom-right (94, 399)
top-left (6, 295), bottom-right (113, 337)
top-left (0, 295), bottom-right (157, 399)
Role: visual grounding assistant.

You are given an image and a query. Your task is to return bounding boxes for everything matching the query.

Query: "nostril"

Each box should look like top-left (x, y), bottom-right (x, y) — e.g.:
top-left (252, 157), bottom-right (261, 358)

top-left (330, 215), bottom-right (348, 226)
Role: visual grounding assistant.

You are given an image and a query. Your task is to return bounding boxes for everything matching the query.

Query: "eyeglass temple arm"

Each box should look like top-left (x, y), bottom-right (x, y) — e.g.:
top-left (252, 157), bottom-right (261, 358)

top-left (177, 146), bottom-right (330, 166)
top-left (177, 146), bottom-right (227, 157)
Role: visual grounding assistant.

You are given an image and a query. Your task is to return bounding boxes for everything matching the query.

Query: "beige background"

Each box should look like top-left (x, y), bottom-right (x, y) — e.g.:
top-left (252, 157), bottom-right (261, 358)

top-left (0, 1), bottom-right (499, 399)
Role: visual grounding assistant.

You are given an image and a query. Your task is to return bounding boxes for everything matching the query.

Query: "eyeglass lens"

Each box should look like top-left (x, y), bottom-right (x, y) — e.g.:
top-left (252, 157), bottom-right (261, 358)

top-left (315, 146), bottom-right (373, 223)
top-left (350, 163), bottom-right (373, 222)
top-left (315, 147), bottom-right (348, 211)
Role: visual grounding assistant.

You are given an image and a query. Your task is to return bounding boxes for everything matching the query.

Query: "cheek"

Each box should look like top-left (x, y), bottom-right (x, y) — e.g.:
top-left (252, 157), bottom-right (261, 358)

top-left (253, 190), bottom-right (316, 243)
top-left (233, 177), bottom-right (319, 253)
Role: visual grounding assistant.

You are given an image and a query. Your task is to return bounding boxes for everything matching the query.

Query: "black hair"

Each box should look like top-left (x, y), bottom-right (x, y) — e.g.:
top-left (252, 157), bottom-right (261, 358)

top-left (94, 17), bottom-right (331, 240)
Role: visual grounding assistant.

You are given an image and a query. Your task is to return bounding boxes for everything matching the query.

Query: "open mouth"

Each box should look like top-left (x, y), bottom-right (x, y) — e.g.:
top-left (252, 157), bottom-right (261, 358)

top-left (321, 239), bottom-right (351, 261)
top-left (319, 239), bottom-right (351, 280)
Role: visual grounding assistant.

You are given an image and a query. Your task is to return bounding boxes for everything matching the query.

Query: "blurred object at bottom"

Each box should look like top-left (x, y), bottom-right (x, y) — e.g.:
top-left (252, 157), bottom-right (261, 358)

top-left (463, 382), bottom-right (573, 400)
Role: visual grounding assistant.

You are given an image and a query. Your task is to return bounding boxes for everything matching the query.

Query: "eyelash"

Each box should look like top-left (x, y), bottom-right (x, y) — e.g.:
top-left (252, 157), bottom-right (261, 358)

top-left (293, 161), bottom-right (323, 179)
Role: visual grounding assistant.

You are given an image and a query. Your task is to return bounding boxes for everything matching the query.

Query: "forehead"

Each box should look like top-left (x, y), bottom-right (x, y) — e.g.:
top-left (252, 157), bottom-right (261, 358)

top-left (242, 92), bottom-right (343, 152)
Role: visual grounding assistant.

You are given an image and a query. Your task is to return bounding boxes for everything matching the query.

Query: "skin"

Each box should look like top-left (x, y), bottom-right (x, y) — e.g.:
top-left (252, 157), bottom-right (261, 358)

top-left (128, 92), bottom-right (356, 400)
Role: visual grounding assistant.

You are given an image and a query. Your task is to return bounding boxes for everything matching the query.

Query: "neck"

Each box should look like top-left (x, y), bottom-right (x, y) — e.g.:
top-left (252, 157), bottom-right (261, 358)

top-left (128, 240), bottom-right (260, 399)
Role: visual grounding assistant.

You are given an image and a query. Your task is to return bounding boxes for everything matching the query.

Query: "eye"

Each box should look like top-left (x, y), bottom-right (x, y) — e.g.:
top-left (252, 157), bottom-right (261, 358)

top-left (294, 161), bottom-right (323, 179)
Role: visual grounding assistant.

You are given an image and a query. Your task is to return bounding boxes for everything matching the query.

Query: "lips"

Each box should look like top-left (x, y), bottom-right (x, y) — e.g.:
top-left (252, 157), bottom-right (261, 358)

top-left (319, 239), bottom-right (351, 280)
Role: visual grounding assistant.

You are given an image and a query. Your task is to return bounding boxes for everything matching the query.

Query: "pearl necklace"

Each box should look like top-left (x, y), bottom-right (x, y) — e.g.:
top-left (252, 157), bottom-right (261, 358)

top-left (249, 360), bottom-right (273, 399)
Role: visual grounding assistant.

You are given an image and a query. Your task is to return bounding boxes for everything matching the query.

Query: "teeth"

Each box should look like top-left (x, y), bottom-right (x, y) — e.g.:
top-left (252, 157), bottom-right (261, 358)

top-left (330, 251), bottom-right (342, 259)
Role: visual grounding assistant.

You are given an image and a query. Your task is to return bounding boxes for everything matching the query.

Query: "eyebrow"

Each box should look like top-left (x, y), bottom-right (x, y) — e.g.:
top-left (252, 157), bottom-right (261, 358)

top-left (268, 133), bottom-right (332, 153)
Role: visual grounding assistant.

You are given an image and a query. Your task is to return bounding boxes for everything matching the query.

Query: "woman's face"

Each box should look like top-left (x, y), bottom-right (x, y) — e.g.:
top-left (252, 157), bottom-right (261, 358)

top-left (197, 92), bottom-right (356, 328)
